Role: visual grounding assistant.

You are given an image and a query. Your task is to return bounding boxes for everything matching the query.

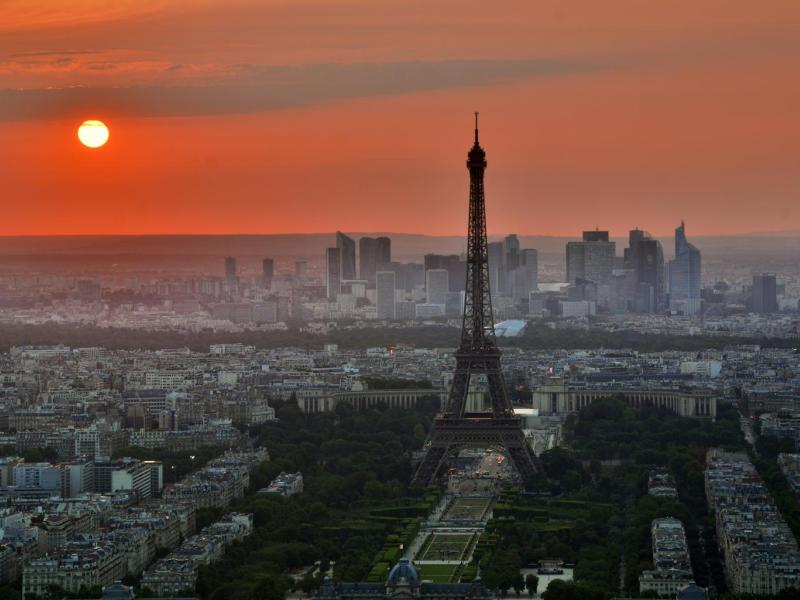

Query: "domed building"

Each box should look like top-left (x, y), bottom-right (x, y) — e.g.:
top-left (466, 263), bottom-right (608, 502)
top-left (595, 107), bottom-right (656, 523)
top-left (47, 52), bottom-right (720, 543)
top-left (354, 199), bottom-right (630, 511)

top-left (315, 559), bottom-right (492, 600)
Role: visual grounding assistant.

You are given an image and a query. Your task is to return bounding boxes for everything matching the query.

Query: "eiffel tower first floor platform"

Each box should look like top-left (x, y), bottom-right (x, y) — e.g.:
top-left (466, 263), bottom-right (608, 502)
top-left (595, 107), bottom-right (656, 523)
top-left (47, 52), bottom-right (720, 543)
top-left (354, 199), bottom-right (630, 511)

top-left (411, 415), bottom-right (541, 490)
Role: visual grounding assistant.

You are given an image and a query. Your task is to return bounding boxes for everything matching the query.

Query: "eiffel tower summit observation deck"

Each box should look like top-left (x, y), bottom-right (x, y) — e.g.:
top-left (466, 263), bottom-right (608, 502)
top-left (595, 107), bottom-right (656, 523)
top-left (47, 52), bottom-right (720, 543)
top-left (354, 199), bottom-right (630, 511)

top-left (411, 115), bottom-right (541, 489)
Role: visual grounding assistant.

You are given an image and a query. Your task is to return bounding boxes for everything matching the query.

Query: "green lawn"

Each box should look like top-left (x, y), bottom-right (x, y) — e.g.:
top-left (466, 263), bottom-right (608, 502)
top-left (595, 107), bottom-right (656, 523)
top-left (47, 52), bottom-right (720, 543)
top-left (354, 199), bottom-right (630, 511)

top-left (442, 497), bottom-right (491, 521)
top-left (417, 533), bottom-right (474, 561)
top-left (418, 563), bottom-right (459, 582)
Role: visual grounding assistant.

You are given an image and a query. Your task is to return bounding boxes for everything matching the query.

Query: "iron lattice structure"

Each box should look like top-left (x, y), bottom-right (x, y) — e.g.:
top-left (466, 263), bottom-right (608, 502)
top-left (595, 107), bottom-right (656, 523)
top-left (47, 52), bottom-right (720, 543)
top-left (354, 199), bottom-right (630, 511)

top-left (411, 115), bottom-right (541, 489)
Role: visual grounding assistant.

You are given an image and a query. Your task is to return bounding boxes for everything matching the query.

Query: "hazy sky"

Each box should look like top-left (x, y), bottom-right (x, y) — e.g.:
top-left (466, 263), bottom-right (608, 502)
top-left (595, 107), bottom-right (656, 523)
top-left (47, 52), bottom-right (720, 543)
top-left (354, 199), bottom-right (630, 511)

top-left (1, 0), bottom-right (799, 236)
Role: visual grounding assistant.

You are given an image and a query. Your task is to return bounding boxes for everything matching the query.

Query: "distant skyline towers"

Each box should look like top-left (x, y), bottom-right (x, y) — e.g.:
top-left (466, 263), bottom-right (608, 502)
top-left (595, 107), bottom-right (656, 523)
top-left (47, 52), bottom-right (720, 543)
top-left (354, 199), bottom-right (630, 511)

top-left (487, 241), bottom-right (503, 293)
top-left (336, 231), bottom-right (356, 280)
top-left (376, 270), bottom-right (396, 319)
top-left (295, 259), bottom-right (307, 279)
top-left (224, 256), bottom-right (237, 283)
top-left (262, 257), bottom-right (274, 288)
top-left (325, 247), bottom-right (341, 301)
top-left (359, 236), bottom-right (391, 285)
top-left (626, 229), bottom-right (666, 313)
top-left (424, 253), bottom-right (465, 293)
top-left (425, 268), bottom-right (449, 305)
top-left (668, 222), bottom-right (702, 316)
top-left (752, 273), bottom-right (779, 313)
top-left (566, 230), bottom-right (616, 286)
top-left (512, 249), bottom-right (539, 301)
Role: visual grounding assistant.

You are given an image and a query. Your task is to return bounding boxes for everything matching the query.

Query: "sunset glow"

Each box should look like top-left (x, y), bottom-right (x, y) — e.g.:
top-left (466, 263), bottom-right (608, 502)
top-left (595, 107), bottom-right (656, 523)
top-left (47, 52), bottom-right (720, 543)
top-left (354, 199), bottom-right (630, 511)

top-left (77, 120), bottom-right (109, 148)
top-left (1, 1), bottom-right (799, 236)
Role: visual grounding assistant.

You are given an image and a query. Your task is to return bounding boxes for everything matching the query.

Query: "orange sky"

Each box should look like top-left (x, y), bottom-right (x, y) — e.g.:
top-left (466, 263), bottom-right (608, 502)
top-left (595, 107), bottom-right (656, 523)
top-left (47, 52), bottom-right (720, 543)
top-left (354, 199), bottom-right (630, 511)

top-left (1, 0), bottom-right (799, 236)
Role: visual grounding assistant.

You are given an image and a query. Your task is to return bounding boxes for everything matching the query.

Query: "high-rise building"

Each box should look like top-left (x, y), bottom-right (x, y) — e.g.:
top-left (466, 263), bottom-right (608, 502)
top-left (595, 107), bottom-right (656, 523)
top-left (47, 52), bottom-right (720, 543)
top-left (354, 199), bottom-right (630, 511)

top-left (262, 258), bottom-right (274, 288)
top-left (336, 232), bottom-right (356, 280)
top-left (424, 254), bottom-right (465, 292)
top-left (752, 273), bottom-right (779, 313)
top-left (377, 236), bottom-right (391, 265)
top-left (295, 259), bottom-right (307, 278)
top-left (487, 242), bottom-right (503, 294)
top-left (359, 236), bottom-right (392, 285)
top-left (325, 247), bottom-right (341, 301)
top-left (566, 231), bottom-right (616, 286)
top-left (509, 248), bottom-right (539, 301)
top-left (224, 256), bottom-right (237, 283)
top-left (425, 268), bottom-right (449, 305)
top-left (625, 229), bottom-right (665, 313)
top-left (445, 291), bottom-right (465, 318)
top-left (668, 222), bottom-right (702, 316)
top-left (376, 271), bottom-right (396, 319)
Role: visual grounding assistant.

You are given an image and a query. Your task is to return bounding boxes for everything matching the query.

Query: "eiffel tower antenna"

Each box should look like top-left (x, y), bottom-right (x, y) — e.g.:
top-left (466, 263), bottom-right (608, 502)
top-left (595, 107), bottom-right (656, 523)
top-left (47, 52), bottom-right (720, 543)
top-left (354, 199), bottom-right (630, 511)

top-left (411, 115), bottom-right (541, 489)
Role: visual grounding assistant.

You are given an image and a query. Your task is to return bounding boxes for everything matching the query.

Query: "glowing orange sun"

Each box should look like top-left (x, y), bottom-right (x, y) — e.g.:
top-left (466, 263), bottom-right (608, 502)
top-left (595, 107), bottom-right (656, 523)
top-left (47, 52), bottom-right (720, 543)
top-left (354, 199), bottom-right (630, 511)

top-left (77, 120), bottom-right (109, 148)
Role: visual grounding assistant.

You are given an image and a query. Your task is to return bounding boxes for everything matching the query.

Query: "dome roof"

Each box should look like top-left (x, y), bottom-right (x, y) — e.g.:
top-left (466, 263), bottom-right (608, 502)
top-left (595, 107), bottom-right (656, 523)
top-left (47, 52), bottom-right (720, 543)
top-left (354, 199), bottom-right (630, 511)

top-left (386, 559), bottom-right (420, 586)
top-left (677, 583), bottom-right (708, 600)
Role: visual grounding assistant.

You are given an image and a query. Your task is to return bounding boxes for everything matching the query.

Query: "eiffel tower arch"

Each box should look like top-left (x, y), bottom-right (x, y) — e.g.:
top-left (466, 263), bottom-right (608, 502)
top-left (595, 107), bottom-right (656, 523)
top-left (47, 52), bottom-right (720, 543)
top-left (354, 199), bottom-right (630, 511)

top-left (411, 114), bottom-right (541, 489)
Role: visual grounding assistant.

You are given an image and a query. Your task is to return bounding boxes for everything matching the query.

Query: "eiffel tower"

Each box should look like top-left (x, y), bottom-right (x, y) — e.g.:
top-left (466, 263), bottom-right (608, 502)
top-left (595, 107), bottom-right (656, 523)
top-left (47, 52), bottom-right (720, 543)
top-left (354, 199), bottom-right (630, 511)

top-left (411, 114), bottom-right (541, 489)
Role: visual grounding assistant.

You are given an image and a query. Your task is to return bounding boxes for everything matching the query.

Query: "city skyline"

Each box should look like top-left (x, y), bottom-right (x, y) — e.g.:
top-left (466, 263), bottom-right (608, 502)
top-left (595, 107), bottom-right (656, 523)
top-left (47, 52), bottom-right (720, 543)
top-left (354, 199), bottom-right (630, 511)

top-left (2, 1), bottom-right (800, 236)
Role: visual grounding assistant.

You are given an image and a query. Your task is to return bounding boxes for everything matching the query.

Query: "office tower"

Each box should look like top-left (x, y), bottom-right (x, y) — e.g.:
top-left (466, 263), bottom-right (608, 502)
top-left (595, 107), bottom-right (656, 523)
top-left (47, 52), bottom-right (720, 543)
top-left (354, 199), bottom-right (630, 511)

top-left (625, 229), bottom-right (665, 313)
top-left (424, 254), bottom-right (465, 292)
top-left (566, 231), bottom-right (616, 285)
top-left (425, 268), bottom-right (449, 305)
top-left (752, 273), bottom-right (779, 313)
top-left (336, 231), bottom-right (356, 280)
top-left (509, 248), bottom-right (539, 301)
top-left (668, 222), bottom-right (702, 316)
top-left (377, 236), bottom-right (391, 265)
top-left (359, 236), bottom-right (392, 285)
top-left (325, 247), bottom-right (341, 301)
top-left (488, 242), bottom-right (503, 294)
top-left (376, 270), bottom-right (396, 319)
top-left (262, 258), bottom-right (274, 288)
top-left (295, 259), bottom-right (307, 278)
top-left (224, 256), bottom-right (237, 283)
top-left (395, 300), bottom-right (416, 320)
top-left (499, 234), bottom-right (520, 294)
top-left (445, 291), bottom-right (465, 318)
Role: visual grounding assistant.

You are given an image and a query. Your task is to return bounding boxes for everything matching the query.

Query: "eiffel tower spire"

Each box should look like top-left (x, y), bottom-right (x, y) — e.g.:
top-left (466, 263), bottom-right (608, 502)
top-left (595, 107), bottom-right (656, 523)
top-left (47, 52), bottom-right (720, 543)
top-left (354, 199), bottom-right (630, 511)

top-left (411, 116), bottom-right (541, 489)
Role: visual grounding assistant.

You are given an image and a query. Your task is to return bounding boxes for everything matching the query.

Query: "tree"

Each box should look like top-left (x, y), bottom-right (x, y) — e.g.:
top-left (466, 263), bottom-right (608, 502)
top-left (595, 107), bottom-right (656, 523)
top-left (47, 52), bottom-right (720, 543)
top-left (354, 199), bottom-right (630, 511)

top-left (512, 572), bottom-right (525, 597)
top-left (525, 573), bottom-right (539, 597)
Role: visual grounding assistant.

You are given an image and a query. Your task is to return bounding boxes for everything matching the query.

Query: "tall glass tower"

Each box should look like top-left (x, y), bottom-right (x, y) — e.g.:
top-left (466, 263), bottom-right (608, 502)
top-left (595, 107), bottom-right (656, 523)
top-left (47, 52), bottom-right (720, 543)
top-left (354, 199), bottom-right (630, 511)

top-left (668, 221), bottom-right (702, 316)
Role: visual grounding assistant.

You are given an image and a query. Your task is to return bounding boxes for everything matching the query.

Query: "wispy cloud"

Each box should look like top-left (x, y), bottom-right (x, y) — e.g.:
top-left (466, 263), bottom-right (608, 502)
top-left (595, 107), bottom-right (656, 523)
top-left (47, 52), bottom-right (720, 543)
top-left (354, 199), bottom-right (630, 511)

top-left (0, 58), bottom-right (607, 121)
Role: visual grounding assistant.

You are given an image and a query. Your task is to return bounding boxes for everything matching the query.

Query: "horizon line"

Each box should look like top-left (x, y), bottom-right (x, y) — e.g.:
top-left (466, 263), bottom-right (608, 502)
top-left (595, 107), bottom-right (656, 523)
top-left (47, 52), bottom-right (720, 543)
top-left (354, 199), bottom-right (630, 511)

top-left (0, 229), bottom-right (797, 239)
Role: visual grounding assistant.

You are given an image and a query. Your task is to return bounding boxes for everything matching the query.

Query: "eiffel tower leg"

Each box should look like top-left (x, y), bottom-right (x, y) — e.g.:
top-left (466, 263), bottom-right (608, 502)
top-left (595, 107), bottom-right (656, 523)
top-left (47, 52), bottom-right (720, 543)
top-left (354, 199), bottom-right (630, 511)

top-left (486, 368), bottom-right (511, 416)
top-left (502, 431), bottom-right (540, 489)
top-left (411, 442), bottom-right (451, 488)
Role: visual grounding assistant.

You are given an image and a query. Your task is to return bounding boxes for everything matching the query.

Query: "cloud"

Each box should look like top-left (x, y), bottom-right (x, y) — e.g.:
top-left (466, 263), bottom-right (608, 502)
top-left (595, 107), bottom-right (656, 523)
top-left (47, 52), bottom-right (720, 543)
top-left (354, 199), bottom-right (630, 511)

top-left (0, 58), bottom-right (605, 122)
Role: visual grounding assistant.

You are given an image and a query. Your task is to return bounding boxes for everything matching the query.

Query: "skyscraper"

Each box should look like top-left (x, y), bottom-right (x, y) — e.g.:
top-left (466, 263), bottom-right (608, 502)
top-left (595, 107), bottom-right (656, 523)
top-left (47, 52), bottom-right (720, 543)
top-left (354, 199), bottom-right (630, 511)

top-left (668, 222), bottom-right (702, 316)
top-left (262, 258), bottom-right (274, 288)
top-left (752, 273), bottom-right (779, 313)
top-left (509, 248), bottom-right (538, 302)
top-left (336, 231), bottom-right (356, 280)
top-left (487, 242), bottom-right (503, 294)
top-left (626, 229), bottom-right (665, 313)
top-left (424, 254), bottom-right (465, 292)
top-left (224, 256), bottom-right (237, 283)
top-left (325, 247), bottom-right (341, 301)
top-left (376, 270), bottom-right (396, 319)
top-left (501, 234), bottom-right (520, 294)
top-left (565, 230), bottom-right (616, 286)
top-left (359, 236), bottom-right (392, 285)
top-left (425, 268), bottom-right (449, 305)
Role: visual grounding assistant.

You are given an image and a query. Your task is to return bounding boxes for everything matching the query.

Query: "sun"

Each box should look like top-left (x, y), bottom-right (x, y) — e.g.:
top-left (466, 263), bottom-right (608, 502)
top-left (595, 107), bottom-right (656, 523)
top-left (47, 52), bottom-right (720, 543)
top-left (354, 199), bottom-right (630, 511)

top-left (77, 120), bottom-right (109, 148)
